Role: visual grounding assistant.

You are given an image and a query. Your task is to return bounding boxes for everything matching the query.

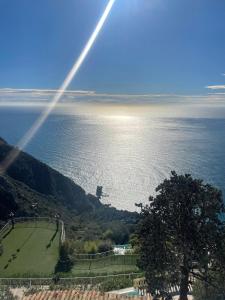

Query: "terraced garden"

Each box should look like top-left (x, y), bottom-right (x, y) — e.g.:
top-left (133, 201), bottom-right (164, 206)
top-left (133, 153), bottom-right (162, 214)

top-left (0, 220), bottom-right (139, 280)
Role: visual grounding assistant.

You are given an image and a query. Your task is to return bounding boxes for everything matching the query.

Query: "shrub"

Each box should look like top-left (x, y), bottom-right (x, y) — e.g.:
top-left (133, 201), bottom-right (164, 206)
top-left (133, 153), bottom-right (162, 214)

top-left (98, 241), bottom-right (112, 253)
top-left (99, 276), bottom-right (133, 292)
top-left (83, 241), bottom-right (98, 254)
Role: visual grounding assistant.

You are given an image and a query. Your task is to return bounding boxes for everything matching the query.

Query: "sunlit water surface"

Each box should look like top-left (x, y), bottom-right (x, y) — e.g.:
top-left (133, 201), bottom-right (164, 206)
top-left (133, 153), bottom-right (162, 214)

top-left (1, 108), bottom-right (225, 211)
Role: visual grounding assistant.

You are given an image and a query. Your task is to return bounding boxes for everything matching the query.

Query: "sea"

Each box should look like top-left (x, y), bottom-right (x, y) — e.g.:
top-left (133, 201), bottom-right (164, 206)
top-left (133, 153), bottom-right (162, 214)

top-left (0, 107), bottom-right (225, 211)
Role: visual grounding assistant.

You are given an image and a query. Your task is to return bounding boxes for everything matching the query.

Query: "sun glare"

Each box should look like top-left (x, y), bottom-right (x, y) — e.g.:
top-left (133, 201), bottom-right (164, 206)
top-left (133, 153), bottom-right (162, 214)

top-left (103, 114), bottom-right (137, 123)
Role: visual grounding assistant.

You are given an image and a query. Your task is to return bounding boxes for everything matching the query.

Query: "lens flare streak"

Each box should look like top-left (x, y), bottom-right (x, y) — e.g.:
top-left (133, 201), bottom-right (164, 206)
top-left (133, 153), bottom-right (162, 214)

top-left (0, 0), bottom-right (116, 173)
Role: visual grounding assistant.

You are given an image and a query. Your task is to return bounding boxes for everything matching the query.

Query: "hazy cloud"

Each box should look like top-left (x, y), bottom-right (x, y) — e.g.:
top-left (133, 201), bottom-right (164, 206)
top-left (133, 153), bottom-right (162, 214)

top-left (206, 85), bottom-right (225, 90)
top-left (0, 88), bottom-right (225, 108)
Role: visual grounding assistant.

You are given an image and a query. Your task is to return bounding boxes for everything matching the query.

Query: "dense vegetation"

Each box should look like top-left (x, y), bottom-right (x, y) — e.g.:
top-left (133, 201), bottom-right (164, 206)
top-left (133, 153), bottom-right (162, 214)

top-left (137, 171), bottom-right (225, 300)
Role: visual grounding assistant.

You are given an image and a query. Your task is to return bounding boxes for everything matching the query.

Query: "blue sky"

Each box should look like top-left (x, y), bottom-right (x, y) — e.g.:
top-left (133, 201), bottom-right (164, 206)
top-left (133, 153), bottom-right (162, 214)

top-left (1, 0), bottom-right (225, 95)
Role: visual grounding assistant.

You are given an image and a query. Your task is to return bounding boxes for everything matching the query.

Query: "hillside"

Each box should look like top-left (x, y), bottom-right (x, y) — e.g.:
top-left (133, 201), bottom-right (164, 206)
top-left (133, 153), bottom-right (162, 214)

top-left (0, 137), bottom-right (138, 240)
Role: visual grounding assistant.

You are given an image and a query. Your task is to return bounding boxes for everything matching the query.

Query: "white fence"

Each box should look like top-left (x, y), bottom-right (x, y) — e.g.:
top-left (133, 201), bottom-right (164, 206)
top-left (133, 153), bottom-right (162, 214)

top-left (0, 221), bottom-right (11, 240)
top-left (60, 220), bottom-right (65, 244)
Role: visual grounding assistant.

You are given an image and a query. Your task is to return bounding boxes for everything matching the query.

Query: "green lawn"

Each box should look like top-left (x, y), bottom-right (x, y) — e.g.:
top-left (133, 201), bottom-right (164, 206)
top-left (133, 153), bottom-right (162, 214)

top-left (72, 255), bottom-right (139, 276)
top-left (0, 221), bottom-right (139, 279)
top-left (0, 221), bottom-right (60, 277)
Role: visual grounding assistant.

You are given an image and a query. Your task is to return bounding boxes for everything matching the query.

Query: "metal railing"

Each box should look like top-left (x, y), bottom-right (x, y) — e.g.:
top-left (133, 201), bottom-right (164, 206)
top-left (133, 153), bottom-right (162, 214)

top-left (0, 272), bottom-right (143, 288)
top-left (0, 221), bottom-right (11, 241)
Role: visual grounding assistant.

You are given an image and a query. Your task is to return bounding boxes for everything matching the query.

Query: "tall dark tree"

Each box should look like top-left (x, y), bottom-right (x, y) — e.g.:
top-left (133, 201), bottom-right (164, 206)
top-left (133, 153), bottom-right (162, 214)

top-left (55, 241), bottom-right (74, 273)
top-left (137, 171), bottom-right (225, 300)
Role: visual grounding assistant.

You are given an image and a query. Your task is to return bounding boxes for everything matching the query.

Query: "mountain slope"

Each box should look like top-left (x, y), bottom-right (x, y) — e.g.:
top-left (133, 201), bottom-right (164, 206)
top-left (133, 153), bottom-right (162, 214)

top-left (0, 137), bottom-right (91, 214)
top-left (0, 137), bottom-right (137, 239)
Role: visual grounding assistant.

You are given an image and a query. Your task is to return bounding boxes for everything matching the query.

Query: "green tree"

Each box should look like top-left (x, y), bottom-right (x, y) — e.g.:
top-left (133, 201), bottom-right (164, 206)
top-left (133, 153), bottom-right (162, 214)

top-left (137, 171), bottom-right (225, 300)
top-left (55, 241), bottom-right (74, 273)
top-left (98, 240), bottom-right (112, 253)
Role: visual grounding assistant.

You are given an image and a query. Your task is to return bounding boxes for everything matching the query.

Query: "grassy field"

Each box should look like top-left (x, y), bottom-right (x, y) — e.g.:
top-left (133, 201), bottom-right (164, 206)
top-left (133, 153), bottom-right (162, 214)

top-left (0, 221), bottom-right (139, 278)
top-left (72, 255), bottom-right (139, 276)
top-left (0, 221), bottom-right (60, 277)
